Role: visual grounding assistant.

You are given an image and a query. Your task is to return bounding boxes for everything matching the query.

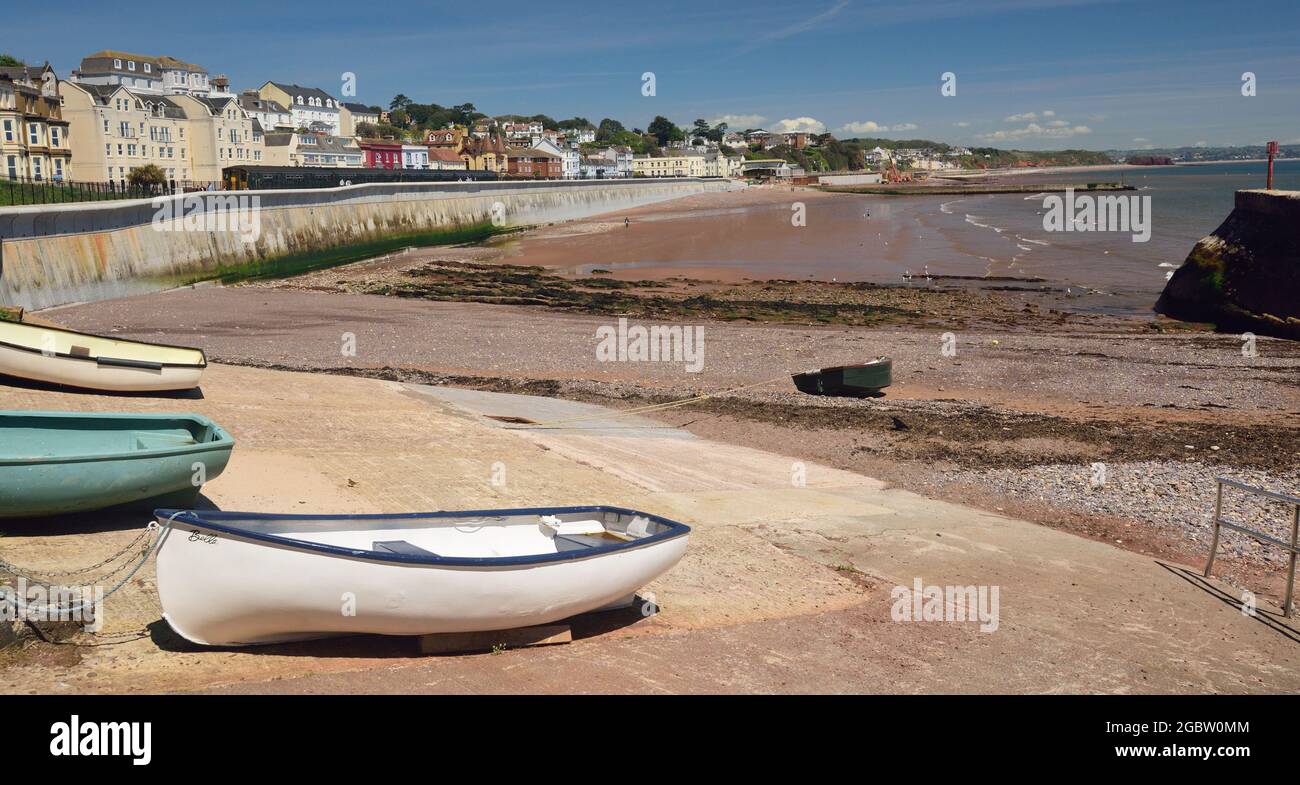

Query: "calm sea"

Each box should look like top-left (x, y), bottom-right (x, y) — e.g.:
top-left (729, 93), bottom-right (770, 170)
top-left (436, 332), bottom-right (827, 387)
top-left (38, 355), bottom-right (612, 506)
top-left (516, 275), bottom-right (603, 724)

top-left (556, 160), bottom-right (1295, 317)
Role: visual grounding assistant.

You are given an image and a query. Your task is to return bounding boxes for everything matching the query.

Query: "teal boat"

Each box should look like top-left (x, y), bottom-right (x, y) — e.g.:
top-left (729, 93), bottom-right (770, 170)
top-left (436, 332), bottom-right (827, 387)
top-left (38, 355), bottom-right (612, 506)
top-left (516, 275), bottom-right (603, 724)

top-left (792, 357), bottom-right (893, 397)
top-left (0, 412), bottom-right (234, 519)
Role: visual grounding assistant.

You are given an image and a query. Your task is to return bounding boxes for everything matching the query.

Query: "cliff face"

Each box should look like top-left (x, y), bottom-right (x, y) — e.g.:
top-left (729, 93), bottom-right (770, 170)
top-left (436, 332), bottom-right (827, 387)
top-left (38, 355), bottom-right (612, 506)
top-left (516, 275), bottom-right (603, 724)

top-left (1155, 189), bottom-right (1300, 339)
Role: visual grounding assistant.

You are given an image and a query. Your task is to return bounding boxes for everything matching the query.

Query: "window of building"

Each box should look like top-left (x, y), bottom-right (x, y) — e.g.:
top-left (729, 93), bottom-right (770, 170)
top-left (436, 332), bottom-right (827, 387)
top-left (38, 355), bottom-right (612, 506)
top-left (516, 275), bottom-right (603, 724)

top-left (127, 61), bottom-right (136, 71)
top-left (54, 159), bottom-right (63, 178)
top-left (143, 63), bottom-right (151, 73)
top-left (113, 59), bottom-right (122, 68)
top-left (32, 158), bottom-right (42, 179)
top-left (2, 119), bottom-right (11, 142)
top-left (50, 127), bottom-right (60, 146)
top-left (5, 156), bottom-right (16, 179)
top-left (28, 123), bottom-right (39, 144)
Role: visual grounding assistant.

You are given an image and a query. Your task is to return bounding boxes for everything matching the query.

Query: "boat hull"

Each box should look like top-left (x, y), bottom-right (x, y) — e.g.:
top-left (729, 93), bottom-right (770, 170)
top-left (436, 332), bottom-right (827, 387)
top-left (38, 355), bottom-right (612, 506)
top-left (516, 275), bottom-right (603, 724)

top-left (0, 321), bottom-right (206, 392)
top-left (792, 358), bottom-right (892, 396)
top-left (154, 507), bottom-right (690, 646)
top-left (0, 412), bottom-right (234, 518)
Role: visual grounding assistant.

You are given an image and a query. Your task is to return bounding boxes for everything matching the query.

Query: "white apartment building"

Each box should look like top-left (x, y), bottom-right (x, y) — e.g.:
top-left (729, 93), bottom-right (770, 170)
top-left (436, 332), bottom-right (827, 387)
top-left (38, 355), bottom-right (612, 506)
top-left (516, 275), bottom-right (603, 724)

top-left (256, 82), bottom-right (346, 136)
top-left (402, 143), bottom-right (429, 169)
top-left (632, 153), bottom-right (708, 178)
top-left (73, 51), bottom-right (211, 96)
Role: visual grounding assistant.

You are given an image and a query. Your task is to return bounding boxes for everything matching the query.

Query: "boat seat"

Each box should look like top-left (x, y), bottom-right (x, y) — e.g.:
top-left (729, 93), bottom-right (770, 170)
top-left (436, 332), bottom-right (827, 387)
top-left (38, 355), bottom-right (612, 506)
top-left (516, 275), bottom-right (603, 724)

top-left (372, 540), bottom-right (438, 558)
top-left (554, 533), bottom-right (609, 552)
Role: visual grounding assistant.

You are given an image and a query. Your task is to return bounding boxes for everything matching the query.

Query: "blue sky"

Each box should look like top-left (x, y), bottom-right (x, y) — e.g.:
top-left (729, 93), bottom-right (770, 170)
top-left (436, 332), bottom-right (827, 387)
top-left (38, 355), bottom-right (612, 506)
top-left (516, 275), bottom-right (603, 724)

top-left (14, 0), bottom-right (1300, 149)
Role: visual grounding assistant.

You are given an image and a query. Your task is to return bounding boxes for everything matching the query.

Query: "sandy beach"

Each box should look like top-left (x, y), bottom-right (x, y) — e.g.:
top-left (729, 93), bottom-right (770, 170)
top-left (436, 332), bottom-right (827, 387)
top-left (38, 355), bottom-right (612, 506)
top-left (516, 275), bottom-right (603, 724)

top-left (4, 186), bottom-right (1298, 694)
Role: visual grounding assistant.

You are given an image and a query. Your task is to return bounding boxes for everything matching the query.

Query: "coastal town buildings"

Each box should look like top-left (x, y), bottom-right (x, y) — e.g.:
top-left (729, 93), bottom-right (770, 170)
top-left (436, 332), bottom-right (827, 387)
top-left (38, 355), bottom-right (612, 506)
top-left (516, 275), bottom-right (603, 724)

top-left (60, 81), bottom-right (195, 185)
top-left (506, 147), bottom-right (562, 178)
top-left (401, 143), bottom-right (429, 169)
top-left (173, 94), bottom-right (264, 180)
top-left (237, 90), bottom-right (292, 132)
top-left (262, 132), bottom-right (362, 167)
top-left (0, 63), bottom-right (72, 181)
top-left (357, 138), bottom-right (402, 169)
top-left (72, 51), bottom-right (212, 96)
top-left (531, 137), bottom-right (578, 178)
top-left (632, 152), bottom-right (708, 178)
top-left (256, 82), bottom-right (348, 136)
top-left (425, 126), bottom-right (466, 149)
top-left (461, 132), bottom-right (509, 172)
top-left (343, 102), bottom-right (379, 127)
top-left (427, 148), bottom-right (467, 170)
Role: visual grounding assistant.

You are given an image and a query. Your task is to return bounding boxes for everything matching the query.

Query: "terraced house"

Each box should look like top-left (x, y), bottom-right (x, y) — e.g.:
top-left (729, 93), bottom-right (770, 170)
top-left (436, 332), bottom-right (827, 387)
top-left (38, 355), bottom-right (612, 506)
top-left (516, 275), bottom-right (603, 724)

top-left (61, 82), bottom-right (195, 185)
top-left (0, 63), bottom-right (72, 181)
top-left (174, 95), bottom-right (264, 180)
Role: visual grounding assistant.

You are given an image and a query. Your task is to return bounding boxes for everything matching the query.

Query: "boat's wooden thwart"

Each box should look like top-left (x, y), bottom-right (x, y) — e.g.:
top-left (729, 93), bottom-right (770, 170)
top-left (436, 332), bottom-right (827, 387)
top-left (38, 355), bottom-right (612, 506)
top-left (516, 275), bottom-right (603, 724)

top-left (0, 412), bottom-right (234, 518)
top-left (152, 506), bottom-right (691, 646)
top-left (0, 320), bottom-right (207, 392)
top-left (792, 356), bottom-right (892, 397)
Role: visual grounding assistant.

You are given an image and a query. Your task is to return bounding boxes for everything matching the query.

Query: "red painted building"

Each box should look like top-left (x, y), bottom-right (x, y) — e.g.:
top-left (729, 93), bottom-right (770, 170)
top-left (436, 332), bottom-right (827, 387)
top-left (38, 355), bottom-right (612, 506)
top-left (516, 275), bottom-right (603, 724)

top-left (505, 148), bottom-right (562, 178)
top-left (358, 138), bottom-right (403, 169)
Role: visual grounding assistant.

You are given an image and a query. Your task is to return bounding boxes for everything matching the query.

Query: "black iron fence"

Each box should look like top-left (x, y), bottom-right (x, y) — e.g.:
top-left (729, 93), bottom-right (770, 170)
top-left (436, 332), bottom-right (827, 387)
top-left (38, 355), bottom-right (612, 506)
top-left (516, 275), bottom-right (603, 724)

top-left (0, 175), bottom-right (218, 206)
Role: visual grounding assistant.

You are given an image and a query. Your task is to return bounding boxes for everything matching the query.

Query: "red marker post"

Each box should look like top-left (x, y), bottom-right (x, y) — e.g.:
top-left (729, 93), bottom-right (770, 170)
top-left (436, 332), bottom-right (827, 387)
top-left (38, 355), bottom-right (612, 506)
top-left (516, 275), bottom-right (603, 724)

top-left (1267, 140), bottom-right (1279, 190)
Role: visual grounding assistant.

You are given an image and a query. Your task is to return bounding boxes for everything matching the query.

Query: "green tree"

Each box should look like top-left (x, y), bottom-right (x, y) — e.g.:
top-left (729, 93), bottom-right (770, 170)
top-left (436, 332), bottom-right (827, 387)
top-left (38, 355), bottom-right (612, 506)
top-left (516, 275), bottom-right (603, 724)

top-left (389, 94), bottom-right (412, 111)
top-left (647, 115), bottom-right (683, 146)
top-left (127, 164), bottom-right (168, 191)
top-left (0, 54), bottom-right (23, 67)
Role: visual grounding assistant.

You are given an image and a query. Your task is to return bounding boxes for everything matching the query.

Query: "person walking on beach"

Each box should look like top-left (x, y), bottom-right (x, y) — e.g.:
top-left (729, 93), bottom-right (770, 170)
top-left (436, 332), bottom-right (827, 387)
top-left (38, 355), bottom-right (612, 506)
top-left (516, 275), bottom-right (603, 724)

top-left (624, 217), bottom-right (630, 228)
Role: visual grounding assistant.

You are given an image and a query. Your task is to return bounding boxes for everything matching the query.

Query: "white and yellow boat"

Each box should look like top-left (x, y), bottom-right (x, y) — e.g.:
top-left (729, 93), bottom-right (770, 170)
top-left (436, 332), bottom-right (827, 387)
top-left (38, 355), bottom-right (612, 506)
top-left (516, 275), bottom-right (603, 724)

top-left (0, 319), bottom-right (206, 392)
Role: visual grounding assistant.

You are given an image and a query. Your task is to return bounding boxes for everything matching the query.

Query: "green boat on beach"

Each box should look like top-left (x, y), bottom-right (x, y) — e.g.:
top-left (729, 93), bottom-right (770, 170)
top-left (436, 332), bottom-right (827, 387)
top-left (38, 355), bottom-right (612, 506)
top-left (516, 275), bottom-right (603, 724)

top-left (792, 357), bottom-right (893, 397)
top-left (0, 412), bottom-right (234, 519)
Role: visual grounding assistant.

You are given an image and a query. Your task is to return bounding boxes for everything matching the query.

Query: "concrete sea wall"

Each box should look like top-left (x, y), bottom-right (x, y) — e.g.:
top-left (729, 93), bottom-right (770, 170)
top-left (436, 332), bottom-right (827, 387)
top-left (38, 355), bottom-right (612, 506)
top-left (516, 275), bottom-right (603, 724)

top-left (0, 177), bottom-right (736, 310)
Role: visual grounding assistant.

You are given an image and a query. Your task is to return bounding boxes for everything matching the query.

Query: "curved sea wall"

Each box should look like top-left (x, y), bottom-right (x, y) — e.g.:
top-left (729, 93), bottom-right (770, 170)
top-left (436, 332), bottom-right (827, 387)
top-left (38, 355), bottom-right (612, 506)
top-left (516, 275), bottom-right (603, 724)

top-left (1156, 189), bottom-right (1300, 339)
top-left (0, 177), bottom-right (737, 310)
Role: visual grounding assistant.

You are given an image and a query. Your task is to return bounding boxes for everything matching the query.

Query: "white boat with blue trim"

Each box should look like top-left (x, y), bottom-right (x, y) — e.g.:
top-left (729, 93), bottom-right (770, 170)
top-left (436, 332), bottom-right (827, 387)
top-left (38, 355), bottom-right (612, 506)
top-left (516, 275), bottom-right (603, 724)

top-left (153, 505), bottom-right (690, 646)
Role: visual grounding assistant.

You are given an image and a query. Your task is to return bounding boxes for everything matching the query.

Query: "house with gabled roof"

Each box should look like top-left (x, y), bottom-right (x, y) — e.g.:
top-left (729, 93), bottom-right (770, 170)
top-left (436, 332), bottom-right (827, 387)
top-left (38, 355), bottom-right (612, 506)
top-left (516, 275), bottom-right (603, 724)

top-left (256, 81), bottom-right (348, 136)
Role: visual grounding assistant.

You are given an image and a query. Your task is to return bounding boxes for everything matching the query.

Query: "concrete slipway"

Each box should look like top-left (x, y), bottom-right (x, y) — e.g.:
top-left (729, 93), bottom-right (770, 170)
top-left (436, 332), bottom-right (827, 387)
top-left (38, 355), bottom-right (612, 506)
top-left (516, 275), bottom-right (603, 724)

top-left (0, 364), bottom-right (1296, 694)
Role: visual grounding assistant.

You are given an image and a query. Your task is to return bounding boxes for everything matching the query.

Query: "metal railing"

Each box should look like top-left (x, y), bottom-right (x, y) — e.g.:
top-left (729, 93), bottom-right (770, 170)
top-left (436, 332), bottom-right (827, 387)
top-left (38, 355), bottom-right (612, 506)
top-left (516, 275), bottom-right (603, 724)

top-left (0, 175), bottom-right (193, 205)
top-left (1204, 477), bottom-right (1300, 617)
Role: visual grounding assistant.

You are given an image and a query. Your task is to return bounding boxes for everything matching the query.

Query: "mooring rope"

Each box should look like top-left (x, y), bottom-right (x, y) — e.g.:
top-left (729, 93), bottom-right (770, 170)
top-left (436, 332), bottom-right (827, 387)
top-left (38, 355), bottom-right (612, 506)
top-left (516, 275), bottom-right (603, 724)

top-left (1, 512), bottom-right (184, 617)
top-left (503, 375), bottom-right (792, 430)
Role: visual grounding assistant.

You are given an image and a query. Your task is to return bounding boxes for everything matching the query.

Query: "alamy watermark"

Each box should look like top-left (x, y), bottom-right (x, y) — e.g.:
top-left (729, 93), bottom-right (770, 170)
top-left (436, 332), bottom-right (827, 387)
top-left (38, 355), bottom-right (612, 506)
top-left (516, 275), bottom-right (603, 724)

top-left (0, 578), bottom-right (102, 633)
top-left (151, 194), bottom-right (262, 243)
top-left (596, 317), bottom-right (704, 372)
top-left (1042, 188), bottom-right (1151, 243)
top-left (891, 577), bottom-right (1000, 633)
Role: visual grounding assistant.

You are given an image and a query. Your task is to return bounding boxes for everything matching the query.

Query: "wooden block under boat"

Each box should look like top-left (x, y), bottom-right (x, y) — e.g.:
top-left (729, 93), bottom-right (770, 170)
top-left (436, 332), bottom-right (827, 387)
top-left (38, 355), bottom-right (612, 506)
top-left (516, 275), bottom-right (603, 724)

top-left (416, 624), bottom-right (573, 655)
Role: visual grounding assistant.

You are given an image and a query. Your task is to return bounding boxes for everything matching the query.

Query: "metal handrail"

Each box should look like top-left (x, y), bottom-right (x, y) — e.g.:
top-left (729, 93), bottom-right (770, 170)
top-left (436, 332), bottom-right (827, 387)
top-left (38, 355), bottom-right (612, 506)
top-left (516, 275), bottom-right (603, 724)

top-left (1204, 477), bottom-right (1300, 617)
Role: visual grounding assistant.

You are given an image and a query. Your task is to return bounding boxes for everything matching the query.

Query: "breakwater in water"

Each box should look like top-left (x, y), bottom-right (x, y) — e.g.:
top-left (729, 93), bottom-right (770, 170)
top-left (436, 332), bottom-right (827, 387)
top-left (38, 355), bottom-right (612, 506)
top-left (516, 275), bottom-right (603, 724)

top-left (0, 177), bottom-right (737, 310)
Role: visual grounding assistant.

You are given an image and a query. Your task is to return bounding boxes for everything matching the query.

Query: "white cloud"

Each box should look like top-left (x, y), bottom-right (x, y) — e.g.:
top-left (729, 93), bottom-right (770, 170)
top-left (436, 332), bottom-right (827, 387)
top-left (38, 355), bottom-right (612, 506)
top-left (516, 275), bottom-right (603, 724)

top-left (839, 120), bottom-right (917, 134)
top-left (841, 120), bottom-right (885, 134)
top-left (975, 123), bottom-right (1092, 142)
top-left (772, 116), bottom-right (826, 134)
top-left (1046, 120), bottom-right (1069, 127)
top-left (953, 121), bottom-right (970, 128)
top-left (708, 113), bottom-right (766, 129)
top-left (1004, 110), bottom-right (1056, 123)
